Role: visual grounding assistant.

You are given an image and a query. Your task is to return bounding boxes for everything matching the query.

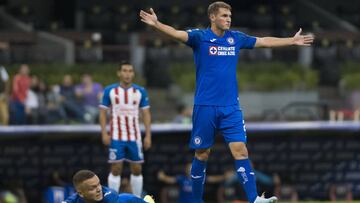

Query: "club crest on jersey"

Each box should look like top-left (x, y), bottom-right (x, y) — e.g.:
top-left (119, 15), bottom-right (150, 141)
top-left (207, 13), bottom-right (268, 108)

top-left (227, 37), bottom-right (234, 45)
top-left (209, 46), bottom-right (218, 55)
top-left (193, 136), bottom-right (202, 145)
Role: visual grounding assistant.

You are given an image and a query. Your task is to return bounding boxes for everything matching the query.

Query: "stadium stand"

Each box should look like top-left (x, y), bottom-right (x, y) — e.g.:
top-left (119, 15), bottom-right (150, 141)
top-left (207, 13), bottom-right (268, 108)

top-left (0, 0), bottom-right (360, 202)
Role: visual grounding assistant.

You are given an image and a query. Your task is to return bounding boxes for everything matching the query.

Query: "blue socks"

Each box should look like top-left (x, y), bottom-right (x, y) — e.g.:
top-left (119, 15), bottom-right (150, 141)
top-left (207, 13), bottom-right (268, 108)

top-left (191, 157), bottom-right (207, 202)
top-left (190, 157), bottom-right (258, 203)
top-left (235, 159), bottom-right (258, 203)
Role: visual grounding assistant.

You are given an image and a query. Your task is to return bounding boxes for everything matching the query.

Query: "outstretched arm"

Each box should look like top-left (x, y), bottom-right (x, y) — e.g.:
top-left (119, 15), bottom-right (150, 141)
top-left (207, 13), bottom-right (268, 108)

top-left (255, 28), bottom-right (314, 48)
top-left (139, 8), bottom-right (188, 43)
top-left (158, 171), bottom-right (177, 184)
top-left (206, 175), bottom-right (226, 183)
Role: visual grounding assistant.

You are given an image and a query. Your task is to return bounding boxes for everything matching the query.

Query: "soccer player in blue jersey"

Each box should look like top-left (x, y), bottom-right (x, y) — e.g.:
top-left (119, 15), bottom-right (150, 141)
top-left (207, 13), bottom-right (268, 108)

top-left (62, 170), bottom-right (155, 203)
top-left (158, 163), bottom-right (195, 203)
top-left (140, 2), bottom-right (314, 203)
top-left (158, 162), bottom-right (228, 203)
top-left (99, 61), bottom-right (152, 197)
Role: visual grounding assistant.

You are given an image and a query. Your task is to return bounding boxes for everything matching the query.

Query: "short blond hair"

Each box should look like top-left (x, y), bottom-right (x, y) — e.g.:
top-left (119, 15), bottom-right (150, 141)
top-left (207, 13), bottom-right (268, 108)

top-left (207, 1), bottom-right (232, 17)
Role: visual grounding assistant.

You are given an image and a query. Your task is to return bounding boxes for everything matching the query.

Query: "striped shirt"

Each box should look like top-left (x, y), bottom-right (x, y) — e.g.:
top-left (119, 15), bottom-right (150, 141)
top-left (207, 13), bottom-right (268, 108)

top-left (100, 83), bottom-right (149, 141)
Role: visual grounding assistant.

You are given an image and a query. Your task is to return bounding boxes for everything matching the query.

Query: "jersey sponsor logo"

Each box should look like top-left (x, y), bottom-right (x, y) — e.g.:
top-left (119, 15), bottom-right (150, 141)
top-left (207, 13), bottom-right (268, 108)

top-left (193, 136), bottom-right (202, 145)
top-left (227, 37), bottom-right (235, 45)
top-left (209, 46), bottom-right (217, 55)
top-left (113, 106), bottom-right (138, 117)
top-left (208, 46), bottom-right (235, 56)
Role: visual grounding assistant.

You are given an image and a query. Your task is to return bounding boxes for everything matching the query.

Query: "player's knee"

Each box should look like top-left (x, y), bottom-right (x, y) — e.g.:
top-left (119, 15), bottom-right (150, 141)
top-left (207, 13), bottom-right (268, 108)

top-left (195, 149), bottom-right (211, 161)
top-left (111, 163), bottom-right (123, 175)
top-left (232, 150), bottom-right (248, 159)
top-left (229, 142), bottom-right (248, 159)
top-left (111, 169), bottom-right (121, 176)
top-left (131, 170), bottom-right (142, 176)
top-left (130, 164), bottom-right (142, 175)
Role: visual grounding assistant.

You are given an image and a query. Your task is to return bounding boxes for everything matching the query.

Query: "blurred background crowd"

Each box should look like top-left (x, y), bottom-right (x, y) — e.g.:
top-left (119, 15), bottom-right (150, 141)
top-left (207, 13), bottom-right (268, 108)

top-left (0, 0), bottom-right (360, 124)
top-left (0, 0), bottom-right (358, 125)
top-left (1, 64), bottom-right (103, 125)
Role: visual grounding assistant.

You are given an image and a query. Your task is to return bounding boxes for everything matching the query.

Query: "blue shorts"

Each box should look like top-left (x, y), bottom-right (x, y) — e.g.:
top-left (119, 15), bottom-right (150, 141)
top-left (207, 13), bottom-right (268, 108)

top-left (108, 140), bottom-right (144, 163)
top-left (190, 104), bottom-right (247, 149)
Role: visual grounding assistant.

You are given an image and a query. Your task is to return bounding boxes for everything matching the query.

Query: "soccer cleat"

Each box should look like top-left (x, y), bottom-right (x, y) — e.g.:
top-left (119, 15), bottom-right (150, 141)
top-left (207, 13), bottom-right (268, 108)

top-left (143, 195), bottom-right (155, 203)
top-left (254, 195), bottom-right (278, 203)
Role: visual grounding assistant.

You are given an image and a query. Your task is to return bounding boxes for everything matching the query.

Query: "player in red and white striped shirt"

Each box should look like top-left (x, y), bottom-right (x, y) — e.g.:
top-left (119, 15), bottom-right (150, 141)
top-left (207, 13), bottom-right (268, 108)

top-left (99, 61), bottom-right (151, 197)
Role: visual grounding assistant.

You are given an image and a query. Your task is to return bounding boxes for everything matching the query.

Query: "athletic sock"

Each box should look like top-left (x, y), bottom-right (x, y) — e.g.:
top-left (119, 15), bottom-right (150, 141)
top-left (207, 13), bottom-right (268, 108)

top-left (108, 173), bottom-right (121, 193)
top-left (130, 174), bottom-right (143, 197)
top-left (191, 157), bottom-right (207, 202)
top-left (235, 159), bottom-right (258, 203)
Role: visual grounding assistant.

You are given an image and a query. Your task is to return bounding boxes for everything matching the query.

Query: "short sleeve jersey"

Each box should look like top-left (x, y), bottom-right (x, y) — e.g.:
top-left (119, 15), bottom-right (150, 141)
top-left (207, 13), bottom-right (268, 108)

top-left (100, 83), bottom-right (149, 141)
top-left (186, 28), bottom-right (256, 106)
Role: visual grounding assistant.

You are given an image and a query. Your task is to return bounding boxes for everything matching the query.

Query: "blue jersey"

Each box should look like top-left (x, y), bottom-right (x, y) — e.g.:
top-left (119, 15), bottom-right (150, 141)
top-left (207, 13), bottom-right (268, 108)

top-left (185, 28), bottom-right (256, 106)
top-left (176, 175), bottom-right (196, 203)
top-left (44, 185), bottom-right (75, 203)
top-left (62, 186), bottom-right (118, 203)
top-left (44, 186), bottom-right (65, 203)
top-left (118, 193), bottom-right (147, 203)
